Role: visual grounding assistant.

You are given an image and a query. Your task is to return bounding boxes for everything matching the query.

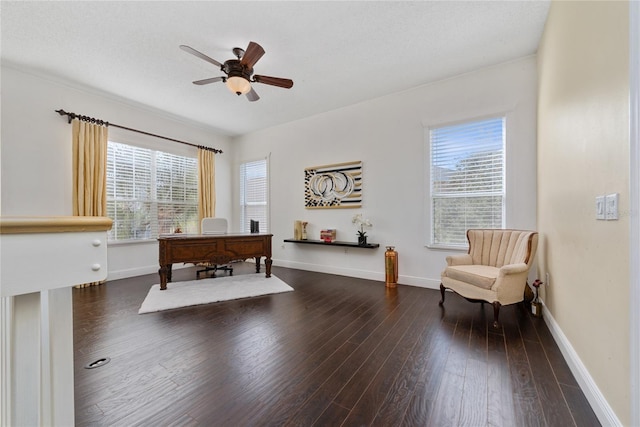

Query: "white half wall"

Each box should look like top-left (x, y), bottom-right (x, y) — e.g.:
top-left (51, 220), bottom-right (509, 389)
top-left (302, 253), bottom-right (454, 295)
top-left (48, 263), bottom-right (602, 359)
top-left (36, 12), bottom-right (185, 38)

top-left (232, 57), bottom-right (538, 287)
top-left (0, 65), bottom-right (233, 279)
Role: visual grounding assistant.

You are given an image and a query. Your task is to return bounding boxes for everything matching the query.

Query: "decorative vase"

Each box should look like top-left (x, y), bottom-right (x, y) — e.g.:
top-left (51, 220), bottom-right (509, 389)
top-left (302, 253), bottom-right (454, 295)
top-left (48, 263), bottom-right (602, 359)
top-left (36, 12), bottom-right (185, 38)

top-left (358, 235), bottom-right (367, 246)
top-left (523, 283), bottom-right (534, 303)
top-left (294, 220), bottom-right (302, 240)
top-left (385, 246), bottom-right (398, 288)
top-left (531, 300), bottom-right (542, 317)
top-left (531, 285), bottom-right (542, 317)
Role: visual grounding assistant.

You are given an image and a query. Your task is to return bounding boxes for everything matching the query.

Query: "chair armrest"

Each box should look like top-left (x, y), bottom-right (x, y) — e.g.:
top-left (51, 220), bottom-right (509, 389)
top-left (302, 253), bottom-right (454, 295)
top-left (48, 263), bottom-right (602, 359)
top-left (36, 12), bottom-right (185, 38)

top-left (446, 254), bottom-right (473, 266)
top-left (493, 263), bottom-right (531, 303)
top-left (498, 263), bottom-right (529, 276)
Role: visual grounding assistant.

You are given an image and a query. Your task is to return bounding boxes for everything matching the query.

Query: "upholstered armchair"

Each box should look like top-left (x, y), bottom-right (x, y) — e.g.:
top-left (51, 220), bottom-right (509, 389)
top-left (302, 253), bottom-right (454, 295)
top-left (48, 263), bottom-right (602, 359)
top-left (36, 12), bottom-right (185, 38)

top-left (439, 229), bottom-right (538, 328)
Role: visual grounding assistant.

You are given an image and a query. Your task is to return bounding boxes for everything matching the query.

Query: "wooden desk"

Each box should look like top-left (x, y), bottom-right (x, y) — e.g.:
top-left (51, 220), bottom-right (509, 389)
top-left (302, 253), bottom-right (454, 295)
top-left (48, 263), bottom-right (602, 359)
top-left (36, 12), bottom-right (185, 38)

top-left (158, 233), bottom-right (273, 290)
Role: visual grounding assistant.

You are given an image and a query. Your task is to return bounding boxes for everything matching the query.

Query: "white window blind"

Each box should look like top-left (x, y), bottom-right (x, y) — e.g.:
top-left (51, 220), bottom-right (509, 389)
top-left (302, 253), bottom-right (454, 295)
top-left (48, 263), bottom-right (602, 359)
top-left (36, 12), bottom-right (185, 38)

top-left (240, 158), bottom-right (268, 233)
top-left (429, 116), bottom-right (505, 247)
top-left (156, 151), bottom-right (198, 236)
top-left (106, 141), bottom-right (198, 241)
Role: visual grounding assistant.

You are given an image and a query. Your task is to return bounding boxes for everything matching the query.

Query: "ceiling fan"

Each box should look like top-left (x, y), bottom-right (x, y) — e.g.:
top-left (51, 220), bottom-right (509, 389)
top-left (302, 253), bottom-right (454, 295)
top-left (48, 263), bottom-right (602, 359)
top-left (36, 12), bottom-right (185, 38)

top-left (180, 41), bottom-right (294, 102)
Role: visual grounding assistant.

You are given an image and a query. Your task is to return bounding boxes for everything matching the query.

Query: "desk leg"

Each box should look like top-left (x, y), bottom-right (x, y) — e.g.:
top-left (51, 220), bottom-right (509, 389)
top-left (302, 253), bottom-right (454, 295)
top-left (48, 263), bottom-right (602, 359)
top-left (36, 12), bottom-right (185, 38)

top-left (254, 257), bottom-right (261, 273)
top-left (159, 265), bottom-right (170, 290)
top-left (265, 257), bottom-right (272, 278)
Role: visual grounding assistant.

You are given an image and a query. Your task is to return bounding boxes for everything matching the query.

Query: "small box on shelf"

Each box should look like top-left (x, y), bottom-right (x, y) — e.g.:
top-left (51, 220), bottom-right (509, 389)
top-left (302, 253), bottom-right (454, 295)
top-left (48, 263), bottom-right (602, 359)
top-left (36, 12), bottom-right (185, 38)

top-left (320, 229), bottom-right (336, 243)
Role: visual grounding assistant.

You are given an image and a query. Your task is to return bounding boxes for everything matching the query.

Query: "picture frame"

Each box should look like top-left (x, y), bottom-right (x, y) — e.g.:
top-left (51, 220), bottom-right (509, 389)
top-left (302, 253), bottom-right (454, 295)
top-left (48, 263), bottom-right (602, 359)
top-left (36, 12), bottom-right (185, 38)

top-left (304, 161), bottom-right (362, 209)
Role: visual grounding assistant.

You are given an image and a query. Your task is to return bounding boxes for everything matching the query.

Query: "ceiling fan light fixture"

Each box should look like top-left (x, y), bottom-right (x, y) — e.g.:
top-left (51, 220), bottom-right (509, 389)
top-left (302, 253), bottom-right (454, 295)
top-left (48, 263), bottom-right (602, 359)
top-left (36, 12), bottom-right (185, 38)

top-left (181, 42), bottom-right (292, 102)
top-left (226, 76), bottom-right (251, 96)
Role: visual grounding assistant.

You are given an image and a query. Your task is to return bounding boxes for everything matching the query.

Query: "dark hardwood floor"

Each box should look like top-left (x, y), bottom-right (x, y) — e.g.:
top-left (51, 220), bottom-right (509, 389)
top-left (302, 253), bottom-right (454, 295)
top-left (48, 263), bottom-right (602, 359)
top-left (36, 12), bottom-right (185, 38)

top-left (73, 263), bottom-right (600, 426)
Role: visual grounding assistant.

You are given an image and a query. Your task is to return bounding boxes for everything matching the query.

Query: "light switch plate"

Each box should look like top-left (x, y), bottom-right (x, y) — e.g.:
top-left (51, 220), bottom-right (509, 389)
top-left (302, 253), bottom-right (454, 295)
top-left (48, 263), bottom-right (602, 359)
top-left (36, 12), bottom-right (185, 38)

top-left (605, 193), bottom-right (619, 220)
top-left (596, 196), bottom-right (605, 220)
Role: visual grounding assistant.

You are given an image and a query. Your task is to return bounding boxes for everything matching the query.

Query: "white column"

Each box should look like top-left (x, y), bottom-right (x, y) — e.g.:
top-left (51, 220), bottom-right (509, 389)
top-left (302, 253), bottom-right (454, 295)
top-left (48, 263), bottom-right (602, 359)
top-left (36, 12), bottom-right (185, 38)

top-left (1, 289), bottom-right (75, 427)
top-left (11, 293), bottom-right (43, 426)
top-left (1, 297), bottom-right (14, 426)
top-left (46, 287), bottom-right (75, 425)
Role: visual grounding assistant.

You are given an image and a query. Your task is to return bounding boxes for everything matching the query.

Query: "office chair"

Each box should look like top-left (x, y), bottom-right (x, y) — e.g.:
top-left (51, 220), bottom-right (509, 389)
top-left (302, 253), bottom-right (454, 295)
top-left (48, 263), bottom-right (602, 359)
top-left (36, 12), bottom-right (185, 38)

top-left (196, 218), bottom-right (234, 278)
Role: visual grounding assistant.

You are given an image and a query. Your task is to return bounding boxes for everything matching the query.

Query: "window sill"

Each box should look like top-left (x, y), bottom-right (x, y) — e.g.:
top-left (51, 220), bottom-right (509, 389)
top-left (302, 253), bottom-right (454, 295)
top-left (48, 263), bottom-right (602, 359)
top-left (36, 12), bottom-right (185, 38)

top-left (426, 244), bottom-right (468, 252)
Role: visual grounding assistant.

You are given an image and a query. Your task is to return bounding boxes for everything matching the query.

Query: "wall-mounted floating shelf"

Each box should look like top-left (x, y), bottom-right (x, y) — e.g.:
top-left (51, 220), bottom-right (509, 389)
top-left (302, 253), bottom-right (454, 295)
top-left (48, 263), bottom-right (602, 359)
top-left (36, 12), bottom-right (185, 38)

top-left (284, 238), bottom-right (380, 249)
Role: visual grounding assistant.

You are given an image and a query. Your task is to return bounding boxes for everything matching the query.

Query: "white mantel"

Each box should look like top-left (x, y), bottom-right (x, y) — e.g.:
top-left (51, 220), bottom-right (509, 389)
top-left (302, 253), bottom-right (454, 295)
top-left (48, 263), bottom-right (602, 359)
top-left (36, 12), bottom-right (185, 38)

top-left (0, 216), bottom-right (112, 427)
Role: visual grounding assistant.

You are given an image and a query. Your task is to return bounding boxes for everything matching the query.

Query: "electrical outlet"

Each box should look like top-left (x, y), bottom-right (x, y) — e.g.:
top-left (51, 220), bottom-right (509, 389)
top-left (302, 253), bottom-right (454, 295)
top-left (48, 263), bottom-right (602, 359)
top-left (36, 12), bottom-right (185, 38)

top-left (545, 272), bottom-right (550, 287)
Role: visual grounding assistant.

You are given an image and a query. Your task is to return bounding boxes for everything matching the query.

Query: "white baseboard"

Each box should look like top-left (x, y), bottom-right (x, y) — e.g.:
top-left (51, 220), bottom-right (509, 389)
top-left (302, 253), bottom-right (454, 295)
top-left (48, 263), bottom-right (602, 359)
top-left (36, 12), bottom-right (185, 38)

top-left (542, 301), bottom-right (622, 426)
top-left (400, 275), bottom-right (441, 289)
top-left (273, 259), bottom-right (441, 289)
top-left (274, 259), bottom-right (383, 281)
top-left (106, 263), bottom-right (190, 282)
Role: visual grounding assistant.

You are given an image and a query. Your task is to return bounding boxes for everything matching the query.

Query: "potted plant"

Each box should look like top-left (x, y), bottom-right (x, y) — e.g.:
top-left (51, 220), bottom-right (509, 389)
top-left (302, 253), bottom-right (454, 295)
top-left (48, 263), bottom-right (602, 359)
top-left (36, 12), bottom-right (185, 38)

top-left (352, 213), bottom-right (372, 245)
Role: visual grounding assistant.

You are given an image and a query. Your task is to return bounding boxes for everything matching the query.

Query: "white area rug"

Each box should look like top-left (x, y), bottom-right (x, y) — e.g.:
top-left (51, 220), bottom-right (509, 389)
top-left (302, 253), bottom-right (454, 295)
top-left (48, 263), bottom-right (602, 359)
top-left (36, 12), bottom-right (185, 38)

top-left (138, 273), bottom-right (293, 314)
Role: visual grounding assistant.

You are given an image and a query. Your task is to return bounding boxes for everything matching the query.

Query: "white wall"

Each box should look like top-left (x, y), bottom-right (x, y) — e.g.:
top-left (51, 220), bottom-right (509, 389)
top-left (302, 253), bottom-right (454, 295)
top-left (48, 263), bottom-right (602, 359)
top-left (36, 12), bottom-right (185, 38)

top-left (1, 65), bottom-right (233, 279)
top-left (233, 57), bottom-right (538, 287)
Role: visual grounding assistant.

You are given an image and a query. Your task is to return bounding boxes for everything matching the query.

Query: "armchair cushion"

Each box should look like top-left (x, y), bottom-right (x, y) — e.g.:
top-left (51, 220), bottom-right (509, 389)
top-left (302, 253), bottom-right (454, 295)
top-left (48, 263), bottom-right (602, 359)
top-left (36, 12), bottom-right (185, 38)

top-left (443, 265), bottom-right (498, 290)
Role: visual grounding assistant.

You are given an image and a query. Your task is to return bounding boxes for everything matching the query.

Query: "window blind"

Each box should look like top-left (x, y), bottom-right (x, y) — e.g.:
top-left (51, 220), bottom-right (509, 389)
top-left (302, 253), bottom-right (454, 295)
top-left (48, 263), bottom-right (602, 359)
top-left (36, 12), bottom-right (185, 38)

top-left (156, 152), bottom-right (198, 236)
top-left (240, 159), bottom-right (268, 233)
top-left (106, 141), bottom-right (198, 241)
top-left (430, 117), bottom-right (505, 247)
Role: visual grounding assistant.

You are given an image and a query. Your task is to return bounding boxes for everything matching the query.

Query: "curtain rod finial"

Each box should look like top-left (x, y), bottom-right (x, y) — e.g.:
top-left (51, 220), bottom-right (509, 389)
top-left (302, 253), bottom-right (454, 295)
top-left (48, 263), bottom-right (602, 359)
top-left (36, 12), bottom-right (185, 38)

top-left (55, 109), bottom-right (74, 123)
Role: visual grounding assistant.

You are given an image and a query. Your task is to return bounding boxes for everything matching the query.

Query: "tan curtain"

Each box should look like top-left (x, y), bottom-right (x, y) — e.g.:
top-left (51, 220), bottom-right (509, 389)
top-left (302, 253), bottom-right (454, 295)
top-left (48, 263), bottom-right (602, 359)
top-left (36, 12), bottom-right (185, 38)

top-left (198, 148), bottom-right (216, 228)
top-left (72, 119), bottom-right (108, 287)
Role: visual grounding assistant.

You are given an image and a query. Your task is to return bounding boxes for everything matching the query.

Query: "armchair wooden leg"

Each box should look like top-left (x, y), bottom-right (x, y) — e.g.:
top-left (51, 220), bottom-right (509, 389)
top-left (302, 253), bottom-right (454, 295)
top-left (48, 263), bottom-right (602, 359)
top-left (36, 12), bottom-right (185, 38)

top-left (492, 301), bottom-right (501, 328)
top-left (439, 283), bottom-right (446, 306)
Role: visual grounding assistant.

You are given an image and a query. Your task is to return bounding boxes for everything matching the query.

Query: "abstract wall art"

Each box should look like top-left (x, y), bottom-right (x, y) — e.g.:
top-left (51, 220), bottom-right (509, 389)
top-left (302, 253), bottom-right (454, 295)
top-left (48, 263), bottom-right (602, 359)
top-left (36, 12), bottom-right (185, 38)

top-left (304, 161), bottom-right (362, 209)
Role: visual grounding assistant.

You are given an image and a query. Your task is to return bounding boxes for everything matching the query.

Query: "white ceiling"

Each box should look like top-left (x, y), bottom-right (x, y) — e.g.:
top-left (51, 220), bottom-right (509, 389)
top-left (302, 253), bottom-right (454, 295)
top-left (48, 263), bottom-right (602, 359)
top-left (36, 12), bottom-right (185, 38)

top-left (1, 1), bottom-right (550, 137)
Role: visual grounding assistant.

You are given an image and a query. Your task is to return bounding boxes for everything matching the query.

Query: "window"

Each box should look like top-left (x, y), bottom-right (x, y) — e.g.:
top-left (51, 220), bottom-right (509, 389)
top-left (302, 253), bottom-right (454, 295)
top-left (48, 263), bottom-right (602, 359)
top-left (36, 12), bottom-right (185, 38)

top-left (240, 158), bottom-right (268, 233)
top-left (106, 141), bottom-right (198, 241)
top-left (428, 116), bottom-right (505, 248)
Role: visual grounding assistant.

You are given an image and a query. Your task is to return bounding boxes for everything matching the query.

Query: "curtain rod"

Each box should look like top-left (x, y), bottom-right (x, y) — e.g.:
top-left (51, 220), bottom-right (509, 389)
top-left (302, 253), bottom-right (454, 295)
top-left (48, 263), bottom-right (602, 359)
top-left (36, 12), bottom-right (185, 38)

top-left (55, 109), bottom-right (223, 154)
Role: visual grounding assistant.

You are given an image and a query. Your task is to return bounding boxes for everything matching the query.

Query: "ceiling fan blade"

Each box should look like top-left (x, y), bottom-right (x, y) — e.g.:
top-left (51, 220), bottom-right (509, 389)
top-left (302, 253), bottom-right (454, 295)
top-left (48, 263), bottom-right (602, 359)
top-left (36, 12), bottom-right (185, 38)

top-left (180, 45), bottom-right (223, 68)
top-left (253, 75), bottom-right (294, 89)
top-left (240, 41), bottom-right (265, 68)
top-left (192, 77), bottom-right (225, 85)
top-left (246, 87), bottom-right (260, 102)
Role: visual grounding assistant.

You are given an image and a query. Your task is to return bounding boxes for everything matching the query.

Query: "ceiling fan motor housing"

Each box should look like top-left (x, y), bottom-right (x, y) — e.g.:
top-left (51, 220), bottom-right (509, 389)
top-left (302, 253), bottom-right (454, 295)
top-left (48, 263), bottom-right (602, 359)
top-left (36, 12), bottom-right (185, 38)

top-left (223, 60), bottom-right (253, 82)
